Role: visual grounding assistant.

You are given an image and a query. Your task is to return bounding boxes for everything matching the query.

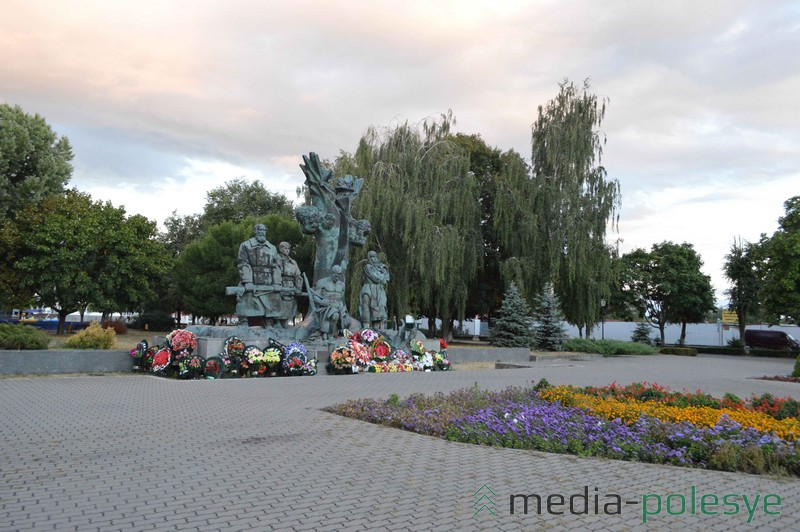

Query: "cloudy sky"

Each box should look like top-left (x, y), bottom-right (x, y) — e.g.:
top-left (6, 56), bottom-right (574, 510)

top-left (2, 0), bottom-right (798, 302)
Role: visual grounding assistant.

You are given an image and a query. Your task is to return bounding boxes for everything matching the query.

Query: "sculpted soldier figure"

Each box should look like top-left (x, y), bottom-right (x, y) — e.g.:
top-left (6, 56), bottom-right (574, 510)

top-left (312, 264), bottom-right (348, 340)
top-left (234, 224), bottom-right (281, 326)
top-left (359, 251), bottom-right (389, 328)
top-left (276, 241), bottom-right (303, 327)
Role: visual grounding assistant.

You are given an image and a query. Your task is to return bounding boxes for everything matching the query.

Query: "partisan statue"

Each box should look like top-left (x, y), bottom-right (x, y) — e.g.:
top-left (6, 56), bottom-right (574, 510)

top-left (212, 153), bottom-right (381, 343)
top-left (276, 241), bottom-right (303, 327)
top-left (307, 264), bottom-right (349, 341)
top-left (359, 250), bottom-right (389, 329)
top-left (297, 153), bottom-right (368, 285)
top-left (229, 223), bottom-right (284, 327)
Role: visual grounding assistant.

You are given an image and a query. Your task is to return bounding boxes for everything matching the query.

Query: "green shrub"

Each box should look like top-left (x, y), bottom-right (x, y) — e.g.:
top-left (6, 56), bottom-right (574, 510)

top-left (727, 338), bottom-right (745, 348)
top-left (64, 322), bottom-right (117, 349)
top-left (708, 442), bottom-right (741, 472)
top-left (749, 347), bottom-right (798, 358)
top-left (659, 347), bottom-right (697, 356)
top-left (694, 346), bottom-right (746, 356)
top-left (792, 355), bottom-right (800, 378)
top-left (564, 338), bottom-right (658, 356)
top-left (0, 323), bottom-right (49, 350)
top-left (630, 322), bottom-right (653, 345)
top-left (130, 311), bottom-right (176, 332)
top-left (102, 319), bottom-right (128, 335)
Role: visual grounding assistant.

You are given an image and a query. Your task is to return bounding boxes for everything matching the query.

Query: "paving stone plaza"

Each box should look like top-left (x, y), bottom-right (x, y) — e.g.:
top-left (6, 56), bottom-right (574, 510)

top-left (2, 354), bottom-right (799, 531)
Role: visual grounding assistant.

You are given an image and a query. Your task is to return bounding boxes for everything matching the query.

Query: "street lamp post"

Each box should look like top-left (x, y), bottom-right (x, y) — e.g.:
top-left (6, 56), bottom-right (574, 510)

top-left (600, 299), bottom-right (606, 340)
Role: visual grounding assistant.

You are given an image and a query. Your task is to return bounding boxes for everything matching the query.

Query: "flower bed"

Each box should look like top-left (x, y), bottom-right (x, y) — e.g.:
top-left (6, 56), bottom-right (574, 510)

top-left (326, 380), bottom-right (800, 476)
top-left (538, 385), bottom-right (800, 441)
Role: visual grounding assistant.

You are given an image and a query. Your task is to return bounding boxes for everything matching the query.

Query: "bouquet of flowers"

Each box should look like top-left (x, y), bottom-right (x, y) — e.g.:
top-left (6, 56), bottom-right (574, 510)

top-left (283, 353), bottom-right (307, 375)
top-left (262, 348), bottom-right (282, 366)
top-left (369, 340), bottom-right (391, 361)
top-left (329, 345), bottom-right (355, 372)
top-left (390, 360), bottom-right (413, 372)
top-left (369, 360), bottom-right (413, 373)
top-left (285, 341), bottom-right (307, 359)
top-left (349, 340), bottom-right (371, 367)
top-left (432, 352), bottom-right (452, 371)
top-left (130, 340), bottom-right (148, 371)
top-left (303, 358), bottom-right (318, 376)
top-left (390, 349), bottom-right (413, 365)
top-left (151, 347), bottom-right (171, 373)
top-left (224, 336), bottom-right (245, 358)
top-left (409, 340), bottom-right (426, 355)
top-left (361, 328), bottom-right (379, 344)
top-left (368, 361), bottom-right (391, 373)
top-left (203, 356), bottom-right (224, 379)
top-left (167, 329), bottom-right (197, 357)
top-left (179, 354), bottom-right (205, 378)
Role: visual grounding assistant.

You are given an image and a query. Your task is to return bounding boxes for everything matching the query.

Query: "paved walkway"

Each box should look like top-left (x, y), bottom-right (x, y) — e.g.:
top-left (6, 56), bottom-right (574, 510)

top-left (1, 354), bottom-right (799, 531)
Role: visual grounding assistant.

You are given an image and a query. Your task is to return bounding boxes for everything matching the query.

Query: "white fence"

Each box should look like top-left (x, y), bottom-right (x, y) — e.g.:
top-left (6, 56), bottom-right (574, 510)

top-left (440, 318), bottom-right (800, 347)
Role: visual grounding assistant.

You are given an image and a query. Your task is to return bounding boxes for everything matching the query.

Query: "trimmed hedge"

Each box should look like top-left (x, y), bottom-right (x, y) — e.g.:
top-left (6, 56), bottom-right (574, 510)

top-left (659, 347), bottom-right (698, 356)
top-left (695, 346), bottom-right (747, 356)
top-left (695, 345), bottom-right (798, 358)
top-left (0, 323), bottom-right (49, 350)
top-left (563, 338), bottom-right (658, 356)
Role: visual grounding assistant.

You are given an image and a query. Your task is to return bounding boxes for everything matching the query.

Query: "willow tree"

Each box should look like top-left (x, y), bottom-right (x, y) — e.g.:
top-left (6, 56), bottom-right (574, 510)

top-left (495, 79), bottom-right (620, 335)
top-left (338, 113), bottom-right (483, 338)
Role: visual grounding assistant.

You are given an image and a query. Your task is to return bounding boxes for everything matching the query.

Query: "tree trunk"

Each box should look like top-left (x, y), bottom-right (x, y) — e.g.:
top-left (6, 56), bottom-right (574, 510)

top-left (659, 323), bottom-right (666, 346)
top-left (679, 321), bottom-right (687, 346)
top-left (440, 316), bottom-right (453, 341)
top-left (57, 310), bottom-right (69, 336)
top-left (737, 309), bottom-right (746, 341)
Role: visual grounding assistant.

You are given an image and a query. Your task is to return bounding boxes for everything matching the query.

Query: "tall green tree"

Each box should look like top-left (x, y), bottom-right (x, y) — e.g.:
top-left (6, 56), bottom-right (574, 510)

top-left (658, 242), bottom-right (715, 345)
top-left (337, 113), bottom-right (483, 339)
top-left (494, 79), bottom-right (620, 334)
top-left (759, 196), bottom-right (800, 324)
top-left (533, 283), bottom-right (568, 351)
top-left (490, 282), bottom-right (536, 348)
top-left (723, 237), bottom-right (761, 339)
top-left (450, 133), bottom-right (527, 320)
top-left (90, 213), bottom-right (170, 319)
top-left (619, 242), bottom-right (715, 345)
top-left (12, 190), bottom-right (167, 333)
top-left (618, 248), bottom-right (667, 342)
top-left (0, 103), bottom-right (73, 220)
top-left (174, 221), bottom-right (244, 324)
top-left (200, 177), bottom-right (294, 228)
top-left (160, 211), bottom-right (203, 256)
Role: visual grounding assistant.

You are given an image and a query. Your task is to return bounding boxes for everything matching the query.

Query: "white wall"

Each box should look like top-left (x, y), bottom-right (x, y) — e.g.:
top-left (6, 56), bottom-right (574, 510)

top-left (446, 318), bottom-right (800, 346)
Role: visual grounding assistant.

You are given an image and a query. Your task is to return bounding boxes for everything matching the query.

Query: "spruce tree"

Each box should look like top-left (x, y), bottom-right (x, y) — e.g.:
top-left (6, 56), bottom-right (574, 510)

top-left (534, 284), bottom-right (568, 351)
top-left (490, 282), bottom-right (536, 348)
top-left (630, 322), bottom-right (653, 345)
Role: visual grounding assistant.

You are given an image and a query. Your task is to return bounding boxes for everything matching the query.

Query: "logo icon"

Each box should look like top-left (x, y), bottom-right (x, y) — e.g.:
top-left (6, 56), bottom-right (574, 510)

top-left (473, 484), bottom-right (497, 516)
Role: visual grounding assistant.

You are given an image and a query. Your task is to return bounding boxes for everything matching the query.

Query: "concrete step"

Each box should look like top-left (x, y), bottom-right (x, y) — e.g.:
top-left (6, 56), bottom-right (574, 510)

top-left (530, 351), bottom-right (605, 362)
